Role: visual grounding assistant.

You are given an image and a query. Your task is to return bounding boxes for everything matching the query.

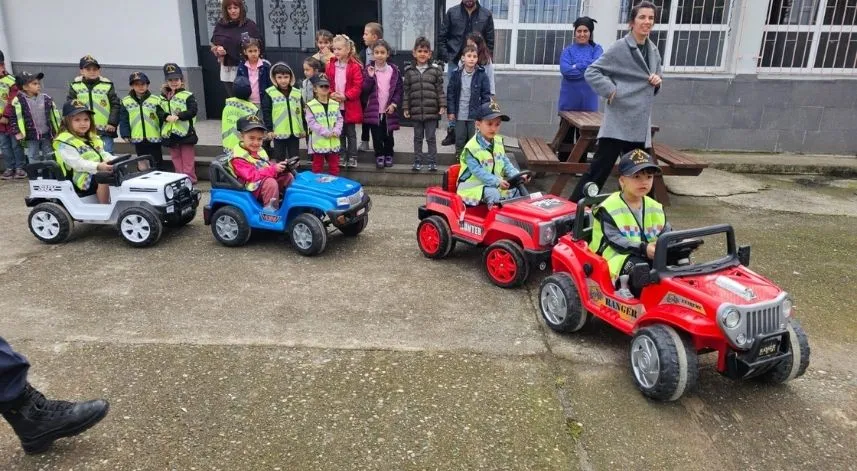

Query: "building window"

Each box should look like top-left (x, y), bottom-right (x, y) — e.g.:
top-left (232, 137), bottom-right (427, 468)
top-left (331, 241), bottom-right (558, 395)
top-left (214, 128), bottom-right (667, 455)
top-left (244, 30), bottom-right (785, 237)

top-left (263, 0), bottom-right (314, 49)
top-left (382, 0), bottom-right (436, 52)
top-left (491, 0), bottom-right (582, 70)
top-left (616, 0), bottom-right (735, 72)
top-left (759, 0), bottom-right (857, 74)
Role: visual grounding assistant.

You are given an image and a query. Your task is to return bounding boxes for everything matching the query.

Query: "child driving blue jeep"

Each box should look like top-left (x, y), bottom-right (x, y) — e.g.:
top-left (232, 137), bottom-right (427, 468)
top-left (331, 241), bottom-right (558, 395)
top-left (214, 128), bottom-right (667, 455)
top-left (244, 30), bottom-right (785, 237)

top-left (226, 115), bottom-right (293, 210)
top-left (588, 149), bottom-right (672, 297)
top-left (456, 101), bottom-right (530, 207)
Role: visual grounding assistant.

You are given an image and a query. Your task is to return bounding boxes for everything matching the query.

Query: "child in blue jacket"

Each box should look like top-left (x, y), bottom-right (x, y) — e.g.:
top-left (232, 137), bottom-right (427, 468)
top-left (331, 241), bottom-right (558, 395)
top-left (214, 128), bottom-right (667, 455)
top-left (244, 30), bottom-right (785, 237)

top-left (446, 45), bottom-right (491, 156)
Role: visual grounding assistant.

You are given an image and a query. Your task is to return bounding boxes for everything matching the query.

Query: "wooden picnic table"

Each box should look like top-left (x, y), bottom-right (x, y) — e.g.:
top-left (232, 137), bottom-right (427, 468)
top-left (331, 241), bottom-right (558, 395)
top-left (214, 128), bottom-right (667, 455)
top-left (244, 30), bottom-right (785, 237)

top-left (550, 111), bottom-right (660, 163)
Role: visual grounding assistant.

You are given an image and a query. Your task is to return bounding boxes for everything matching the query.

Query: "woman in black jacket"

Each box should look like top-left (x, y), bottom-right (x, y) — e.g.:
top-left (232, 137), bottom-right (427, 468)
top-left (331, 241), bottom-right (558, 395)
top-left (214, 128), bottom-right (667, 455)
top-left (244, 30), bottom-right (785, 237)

top-left (209, 0), bottom-right (262, 97)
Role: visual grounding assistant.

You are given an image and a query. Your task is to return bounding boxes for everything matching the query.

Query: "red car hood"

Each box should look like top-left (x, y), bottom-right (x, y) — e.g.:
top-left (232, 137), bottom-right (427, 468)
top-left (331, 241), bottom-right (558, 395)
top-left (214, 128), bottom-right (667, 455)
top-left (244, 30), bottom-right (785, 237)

top-left (502, 194), bottom-right (577, 221)
top-left (672, 266), bottom-right (783, 306)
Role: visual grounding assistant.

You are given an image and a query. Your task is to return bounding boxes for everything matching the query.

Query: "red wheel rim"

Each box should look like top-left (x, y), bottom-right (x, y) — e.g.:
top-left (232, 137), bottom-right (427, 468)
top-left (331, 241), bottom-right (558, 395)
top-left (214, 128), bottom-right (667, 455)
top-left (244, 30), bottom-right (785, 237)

top-left (419, 222), bottom-right (441, 254)
top-left (486, 247), bottom-right (517, 284)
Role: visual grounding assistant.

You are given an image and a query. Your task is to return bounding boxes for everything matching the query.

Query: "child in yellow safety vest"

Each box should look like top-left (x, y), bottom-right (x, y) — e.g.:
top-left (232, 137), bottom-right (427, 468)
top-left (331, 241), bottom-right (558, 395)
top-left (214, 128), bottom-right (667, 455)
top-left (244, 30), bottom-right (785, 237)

top-left (261, 62), bottom-right (305, 162)
top-left (53, 100), bottom-right (118, 204)
top-left (0, 49), bottom-right (28, 179)
top-left (119, 72), bottom-right (165, 169)
top-left (588, 149), bottom-right (672, 298)
top-left (66, 55), bottom-right (120, 153)
top-left (221, 76), bottom-right (257, 153)
top-left (227, 116), bottom-right (294, 210)
top-left (160, 63), bottom-right (199, 183)
top-left (304, 75), bottom-right (342, 176)
top-left (9, 71), bottom-right (60, 164)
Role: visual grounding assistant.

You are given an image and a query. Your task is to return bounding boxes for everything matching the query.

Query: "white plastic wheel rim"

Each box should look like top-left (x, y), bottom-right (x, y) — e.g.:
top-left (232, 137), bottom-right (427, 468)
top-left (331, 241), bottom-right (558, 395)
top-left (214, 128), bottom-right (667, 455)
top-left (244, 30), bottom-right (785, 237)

top-left (631, 335), bottom-right (660, 389)
top-left (215, 215), bottom-right (239, 241)
top-left (32, 211), bottom-right (60, 239)
top-left (121, 214), bottom-right (151, 242)
top-left (292, 222), bottom-right (313, 250)
top-left (540, 282), bottom-right (567, 325)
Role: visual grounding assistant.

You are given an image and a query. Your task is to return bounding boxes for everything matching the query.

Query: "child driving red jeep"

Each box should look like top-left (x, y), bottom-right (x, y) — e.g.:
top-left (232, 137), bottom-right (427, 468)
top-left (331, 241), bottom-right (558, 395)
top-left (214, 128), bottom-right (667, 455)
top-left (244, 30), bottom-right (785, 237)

top-left (588, 149), bottom-right (671, 297)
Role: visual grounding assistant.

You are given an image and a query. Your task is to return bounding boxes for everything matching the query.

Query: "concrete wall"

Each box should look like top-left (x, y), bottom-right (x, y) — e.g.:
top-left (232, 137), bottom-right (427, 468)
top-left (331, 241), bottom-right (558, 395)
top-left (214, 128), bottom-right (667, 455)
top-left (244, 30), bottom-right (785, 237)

top-left (497, 73), bottom-right (857, 155)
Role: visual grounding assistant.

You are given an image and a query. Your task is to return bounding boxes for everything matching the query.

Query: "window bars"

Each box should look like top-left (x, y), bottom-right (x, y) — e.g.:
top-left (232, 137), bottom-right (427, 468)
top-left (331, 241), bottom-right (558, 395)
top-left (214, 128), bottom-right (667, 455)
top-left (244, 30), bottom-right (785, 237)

top-left (489, 0), bottom-right (582, 69)
top-left (758, 0), bottom-right (857, 74)
top-left (617, 0), bottom-right (735, 73)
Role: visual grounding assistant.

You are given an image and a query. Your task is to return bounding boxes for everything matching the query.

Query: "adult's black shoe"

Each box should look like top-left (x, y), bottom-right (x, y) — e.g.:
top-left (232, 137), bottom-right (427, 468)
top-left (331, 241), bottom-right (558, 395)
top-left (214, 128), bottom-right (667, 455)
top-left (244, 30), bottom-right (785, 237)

top-left (441, 128), bottom-right (456, 147)
top-left (0, 383), bottom-right (109, 454)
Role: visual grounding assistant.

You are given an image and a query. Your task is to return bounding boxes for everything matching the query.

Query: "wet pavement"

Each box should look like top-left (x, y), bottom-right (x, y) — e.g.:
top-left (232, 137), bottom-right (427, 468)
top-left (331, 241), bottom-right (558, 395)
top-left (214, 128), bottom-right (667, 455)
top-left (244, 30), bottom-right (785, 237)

top-left (0, 173), bottom-right (855, 470)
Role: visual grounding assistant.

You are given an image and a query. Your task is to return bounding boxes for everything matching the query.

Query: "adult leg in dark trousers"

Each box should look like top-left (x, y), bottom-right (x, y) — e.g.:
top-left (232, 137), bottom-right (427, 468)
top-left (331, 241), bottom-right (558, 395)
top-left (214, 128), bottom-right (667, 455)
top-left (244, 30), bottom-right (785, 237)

top-left (134, 142), bottom-right (164, 170)
top-left (570, 138), bottom-right (646, 201)
top-left (0, 336), bottom-right (109, 454)
top-left (222, 81), bottom-right (234, 98)
top-left (272, 138), bottom-right (300, 162)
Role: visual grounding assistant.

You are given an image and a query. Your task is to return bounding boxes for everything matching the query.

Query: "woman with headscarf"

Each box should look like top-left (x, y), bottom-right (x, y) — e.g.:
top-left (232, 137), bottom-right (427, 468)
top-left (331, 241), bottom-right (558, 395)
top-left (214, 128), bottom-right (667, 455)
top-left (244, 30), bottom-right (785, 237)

top-left (558, 17), bottom-right (602, 113)
top-left (210, 0), bottom-right (262, 97)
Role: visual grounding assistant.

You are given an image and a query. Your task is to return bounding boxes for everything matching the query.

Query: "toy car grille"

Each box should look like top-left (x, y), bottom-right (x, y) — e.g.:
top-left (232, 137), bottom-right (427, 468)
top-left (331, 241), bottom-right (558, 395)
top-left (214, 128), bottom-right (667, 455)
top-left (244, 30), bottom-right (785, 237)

top-left (743, 304), bottom-right (782, 339)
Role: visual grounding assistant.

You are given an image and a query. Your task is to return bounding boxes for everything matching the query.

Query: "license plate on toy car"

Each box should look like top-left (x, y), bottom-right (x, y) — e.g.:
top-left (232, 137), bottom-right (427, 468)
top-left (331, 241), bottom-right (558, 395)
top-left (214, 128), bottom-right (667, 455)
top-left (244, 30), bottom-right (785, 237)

top-left (357, 207), bottom-right (366, 216)
top-left (758, 337), bottom-right (780, 357)
top-left (181, 206), bottom-right (192, 215)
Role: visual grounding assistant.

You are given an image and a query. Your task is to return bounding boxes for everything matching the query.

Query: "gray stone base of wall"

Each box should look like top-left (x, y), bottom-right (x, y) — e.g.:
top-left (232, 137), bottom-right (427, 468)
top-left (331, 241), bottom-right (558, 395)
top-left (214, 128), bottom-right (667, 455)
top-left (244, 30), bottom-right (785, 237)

top-left (495, 73), bottom-right (857, 155)
top-left (10, 62), bottom-right (207, 119)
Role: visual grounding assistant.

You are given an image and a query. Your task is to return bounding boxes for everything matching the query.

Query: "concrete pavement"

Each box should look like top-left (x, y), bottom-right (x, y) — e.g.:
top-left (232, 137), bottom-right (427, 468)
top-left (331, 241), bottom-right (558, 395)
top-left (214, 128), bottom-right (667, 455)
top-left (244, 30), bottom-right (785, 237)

top-left (0, 177), bottom-right (855, 469)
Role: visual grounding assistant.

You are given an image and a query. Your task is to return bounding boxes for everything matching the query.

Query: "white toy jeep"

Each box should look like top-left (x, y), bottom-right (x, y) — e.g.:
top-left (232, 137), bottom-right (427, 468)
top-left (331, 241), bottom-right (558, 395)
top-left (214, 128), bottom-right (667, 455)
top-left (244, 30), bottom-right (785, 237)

top-left (25, 155), bottom-right (201, 247)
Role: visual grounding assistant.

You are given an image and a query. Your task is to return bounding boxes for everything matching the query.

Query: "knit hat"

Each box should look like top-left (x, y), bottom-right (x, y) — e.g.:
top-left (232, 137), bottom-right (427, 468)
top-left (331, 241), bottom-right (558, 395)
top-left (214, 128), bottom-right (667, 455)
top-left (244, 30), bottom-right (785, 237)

top-left (573, 17), bottom-right (597, 44)
top-left (233, 76), bottom-right (252, 100)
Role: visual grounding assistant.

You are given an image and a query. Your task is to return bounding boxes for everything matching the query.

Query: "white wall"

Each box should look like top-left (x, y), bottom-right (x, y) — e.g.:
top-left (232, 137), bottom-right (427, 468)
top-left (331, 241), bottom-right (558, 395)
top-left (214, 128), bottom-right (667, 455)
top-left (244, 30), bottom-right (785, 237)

top-left (2, 0), bottom-right (198, 67)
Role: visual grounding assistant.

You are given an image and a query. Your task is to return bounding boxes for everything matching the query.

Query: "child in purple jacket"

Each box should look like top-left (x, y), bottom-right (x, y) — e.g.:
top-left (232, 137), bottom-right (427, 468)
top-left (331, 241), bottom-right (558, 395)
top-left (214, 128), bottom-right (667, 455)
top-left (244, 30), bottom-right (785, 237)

top-left (362, 39), bottom-right (402, 169)
top-left (10, 72), bottom-right (60, 163)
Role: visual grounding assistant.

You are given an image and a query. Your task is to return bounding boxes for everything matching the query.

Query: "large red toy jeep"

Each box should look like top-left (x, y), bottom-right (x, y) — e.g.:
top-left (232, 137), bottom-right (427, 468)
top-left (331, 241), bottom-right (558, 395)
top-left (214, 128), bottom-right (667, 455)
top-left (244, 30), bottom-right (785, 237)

top-left (539, 191), bottom-right (810, 401)
top-left (417, 165), bottom-right (578, 288)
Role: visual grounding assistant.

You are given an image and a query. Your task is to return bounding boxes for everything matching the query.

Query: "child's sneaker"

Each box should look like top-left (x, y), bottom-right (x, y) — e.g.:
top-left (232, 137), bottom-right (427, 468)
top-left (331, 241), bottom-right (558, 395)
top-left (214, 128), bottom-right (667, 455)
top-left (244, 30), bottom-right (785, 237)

top-left (339, 155), bottom-right (346, 167)
top-left (428, 163), bottom-right (438, 172)
top-left (347, 157), bottom-right (358, 168)
top-left (375, 156), bottom-right (385, 169)
top-left (14, 169), bottom-right (27, 179)
top-left (358, 141), bottom-right (371, 152)
top-left (1, 169), bottom-right (13, 180)
top-left (384, 156), bottom-right (393, 168)
top-left (441, 128), bottom-right (456, 146)
top-left (412, 161), bottom-right (422, 172)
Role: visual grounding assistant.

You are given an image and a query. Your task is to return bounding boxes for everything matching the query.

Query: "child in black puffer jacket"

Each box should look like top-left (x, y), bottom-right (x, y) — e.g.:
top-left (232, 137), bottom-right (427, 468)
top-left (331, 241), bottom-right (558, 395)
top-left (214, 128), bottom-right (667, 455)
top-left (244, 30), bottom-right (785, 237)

top-left (402, 37), bottom-right (446, 172)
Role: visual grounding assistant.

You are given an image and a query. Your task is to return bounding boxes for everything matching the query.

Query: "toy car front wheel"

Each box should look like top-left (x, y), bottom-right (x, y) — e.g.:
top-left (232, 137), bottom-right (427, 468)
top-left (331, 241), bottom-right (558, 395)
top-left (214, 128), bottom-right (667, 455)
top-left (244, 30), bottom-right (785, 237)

top-left (28, 202), bottom-right (73, 244)
top-left (211, 206), bottom-right (251, 247)
top-left (483, 240), bottom-right (529, 288)
top-left (417, 215), bottom-right (454, 259)
top-left (539, 273), bottom-right (588, 333)
top-left (340, 214), bottom-right (368, 237)
top-left (758, 319), bottom-right (810, 384)
top-left (630, 324), bottom-right (699, 402)
top-left (118, 207), bottom-right (163, 247)
top-left (289, 213), bottom-right (328, 256)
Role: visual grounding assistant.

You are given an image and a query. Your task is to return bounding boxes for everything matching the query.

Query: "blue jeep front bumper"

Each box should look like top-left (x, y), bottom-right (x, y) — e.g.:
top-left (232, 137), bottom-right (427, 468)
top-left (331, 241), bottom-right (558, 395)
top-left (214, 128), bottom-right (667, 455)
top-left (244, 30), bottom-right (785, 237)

top-left (326, 193), bottom-right (371, 228)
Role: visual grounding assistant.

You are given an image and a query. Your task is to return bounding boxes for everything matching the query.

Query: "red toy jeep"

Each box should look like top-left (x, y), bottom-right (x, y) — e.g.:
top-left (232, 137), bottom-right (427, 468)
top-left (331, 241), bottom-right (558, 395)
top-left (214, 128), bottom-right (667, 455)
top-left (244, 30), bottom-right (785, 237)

top-left (417, 165), bottom-right (578, 288)
top-left (539, 191), bottom-right (810, 401)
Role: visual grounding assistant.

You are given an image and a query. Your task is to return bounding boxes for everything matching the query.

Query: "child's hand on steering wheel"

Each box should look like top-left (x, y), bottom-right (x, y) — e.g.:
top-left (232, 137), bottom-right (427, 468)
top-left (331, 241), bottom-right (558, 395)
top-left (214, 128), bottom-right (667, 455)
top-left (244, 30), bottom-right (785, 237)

top-left (276, 162), bottom-right (289, 173)
top-left (97, 162), bottom-right (113, 172)
top-left (499, 180), bottom-right (510, 190)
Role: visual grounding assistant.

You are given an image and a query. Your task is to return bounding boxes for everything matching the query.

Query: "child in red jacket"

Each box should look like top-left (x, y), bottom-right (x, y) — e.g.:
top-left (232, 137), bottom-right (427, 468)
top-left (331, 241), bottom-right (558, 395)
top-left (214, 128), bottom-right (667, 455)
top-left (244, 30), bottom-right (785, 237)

top-left (326, 34), bottom-right (363, 169)
top-left (0, 50), bottom-right (27, 179)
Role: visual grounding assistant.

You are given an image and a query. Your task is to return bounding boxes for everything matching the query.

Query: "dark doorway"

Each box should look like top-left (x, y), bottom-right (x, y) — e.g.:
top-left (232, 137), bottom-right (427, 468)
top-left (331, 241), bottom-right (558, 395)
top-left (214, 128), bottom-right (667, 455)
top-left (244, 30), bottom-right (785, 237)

top-left (318, 0), bottom-right (379, 51)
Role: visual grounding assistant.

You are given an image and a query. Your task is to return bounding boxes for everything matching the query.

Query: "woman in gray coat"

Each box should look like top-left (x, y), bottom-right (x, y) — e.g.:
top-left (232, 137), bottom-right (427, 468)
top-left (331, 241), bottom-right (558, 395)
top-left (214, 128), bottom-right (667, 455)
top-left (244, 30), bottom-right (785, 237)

top-left (570, 1), bottom-right (663, 201)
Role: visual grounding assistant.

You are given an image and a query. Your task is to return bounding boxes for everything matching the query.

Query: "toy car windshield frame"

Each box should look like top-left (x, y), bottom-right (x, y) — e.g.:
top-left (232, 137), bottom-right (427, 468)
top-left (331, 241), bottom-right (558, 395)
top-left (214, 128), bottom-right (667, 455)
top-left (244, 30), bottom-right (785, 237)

top-left (651, 224), bottom-right (740, 281)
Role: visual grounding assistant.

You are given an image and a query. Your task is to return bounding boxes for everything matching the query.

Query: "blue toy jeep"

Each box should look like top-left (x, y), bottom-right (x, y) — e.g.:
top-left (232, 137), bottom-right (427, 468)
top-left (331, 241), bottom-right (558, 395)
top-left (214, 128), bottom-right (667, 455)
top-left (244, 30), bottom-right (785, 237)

top-left (203, 156), bottom-right (371, 256)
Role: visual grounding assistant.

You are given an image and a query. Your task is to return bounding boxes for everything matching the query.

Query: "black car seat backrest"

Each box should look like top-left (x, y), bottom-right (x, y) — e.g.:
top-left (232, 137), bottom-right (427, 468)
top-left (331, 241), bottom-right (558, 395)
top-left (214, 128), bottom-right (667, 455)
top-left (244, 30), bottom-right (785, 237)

top-left (209, 155), bottom-right (244, 190)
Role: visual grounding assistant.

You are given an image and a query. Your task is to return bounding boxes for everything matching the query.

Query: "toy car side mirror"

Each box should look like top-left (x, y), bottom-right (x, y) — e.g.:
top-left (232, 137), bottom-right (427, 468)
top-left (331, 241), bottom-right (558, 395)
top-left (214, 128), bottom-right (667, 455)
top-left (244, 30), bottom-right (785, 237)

top-left (738, 245), bottom-right (751, 267)
top-left (631, 263), bottom-right (653, 289)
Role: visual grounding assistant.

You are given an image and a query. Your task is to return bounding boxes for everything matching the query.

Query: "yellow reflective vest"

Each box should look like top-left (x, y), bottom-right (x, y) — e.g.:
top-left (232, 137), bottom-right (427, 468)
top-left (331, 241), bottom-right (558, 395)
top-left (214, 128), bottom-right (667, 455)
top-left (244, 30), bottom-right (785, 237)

top-left (306, 99), bottom-right (340, 154)
top-left (52, 131), bottom-right (108, 191)
top-left (0, 74), bottom-right (15, 103)
top-left (121, 94), bottom-right (162, 143)
top-left (160, 90), bottom-right (195, 139)
top-left (70, 77), bottom-right (114, 131)
top-left (589, 192), bottom-right (666, 280)
top-left (226, 145), bottom-right (272, 192)
top-left (265, 86), bottom-right (305, 139)
top-left (221, 98), bottom-right (259, 151)
top-left (457, 134), bottom-right (509, 206)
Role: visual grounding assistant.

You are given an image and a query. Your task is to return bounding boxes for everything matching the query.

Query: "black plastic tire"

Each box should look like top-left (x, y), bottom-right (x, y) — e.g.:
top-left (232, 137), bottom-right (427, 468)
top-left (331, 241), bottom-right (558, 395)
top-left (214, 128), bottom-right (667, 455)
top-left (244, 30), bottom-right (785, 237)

top-left (164, 208), bottom-right (196, 228)
top-left (28, 202), bottom-right (73, 244)
top-left (539, 273), bottom-right (588, 333)
top-left (211, 206), bottom-right (251, 247)
top-left (340, 214), bottom-right (368, 237)
top-left (482, 240), bottom-right (529, 288)
top-left (758, 320), bottom-right (810, 384)
top-left (289, 213), bottom-right (328, 256)
top-left (417, 215), bottom-right (454, 259)
top-left (117, 207), bottom-right (163, 248)
top-left (629, 324), bottom-right (699, 402)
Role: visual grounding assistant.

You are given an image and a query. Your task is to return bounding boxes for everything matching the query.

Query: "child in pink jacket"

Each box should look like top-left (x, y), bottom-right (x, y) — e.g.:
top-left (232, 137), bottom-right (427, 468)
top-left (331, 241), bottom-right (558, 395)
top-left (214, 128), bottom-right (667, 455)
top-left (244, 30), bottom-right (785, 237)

top-left (227, 116), bottom-right (293, 209)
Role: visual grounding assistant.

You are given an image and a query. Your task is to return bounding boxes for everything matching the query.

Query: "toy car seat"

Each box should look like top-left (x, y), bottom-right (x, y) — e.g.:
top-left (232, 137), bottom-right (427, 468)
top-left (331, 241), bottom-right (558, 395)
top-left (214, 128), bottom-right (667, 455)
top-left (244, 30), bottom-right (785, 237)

top-left (443, 164), bottom-right (460, 192)
top-left (209, 155), bottom-right (243, 190)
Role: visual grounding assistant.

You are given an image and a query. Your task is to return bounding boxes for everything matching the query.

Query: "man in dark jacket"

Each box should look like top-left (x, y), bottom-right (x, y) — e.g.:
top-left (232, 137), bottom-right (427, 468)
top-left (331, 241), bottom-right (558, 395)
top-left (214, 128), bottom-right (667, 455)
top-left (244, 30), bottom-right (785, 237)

top-left (438, 0), bottom-right (495, 80)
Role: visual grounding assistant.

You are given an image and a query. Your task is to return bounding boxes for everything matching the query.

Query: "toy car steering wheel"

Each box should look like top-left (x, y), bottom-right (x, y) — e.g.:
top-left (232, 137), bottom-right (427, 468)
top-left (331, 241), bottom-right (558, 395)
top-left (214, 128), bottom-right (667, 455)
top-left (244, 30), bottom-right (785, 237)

top-left (285, 156), bottom-right (301, 173)
top-left (666, 238), bottom-right (704, 266)
top-left (506, 170), bottom-right (534, 191)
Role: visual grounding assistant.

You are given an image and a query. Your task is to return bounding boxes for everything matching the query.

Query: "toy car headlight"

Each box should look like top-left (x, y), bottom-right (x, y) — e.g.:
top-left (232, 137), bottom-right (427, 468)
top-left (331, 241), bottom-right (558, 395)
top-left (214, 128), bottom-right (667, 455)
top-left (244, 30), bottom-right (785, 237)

top-left (782, 296), bottom-right (793, 319)
top-left (336, 196), bottom-right (349, 207)
top-left (538, 221), bottom-right (556, 246)
top-left (723, 308), bottom-right (741, 329)
top-left (183, 178), bottom-right (193, 190)
top-left (165, 185), bottom-right (175, 200)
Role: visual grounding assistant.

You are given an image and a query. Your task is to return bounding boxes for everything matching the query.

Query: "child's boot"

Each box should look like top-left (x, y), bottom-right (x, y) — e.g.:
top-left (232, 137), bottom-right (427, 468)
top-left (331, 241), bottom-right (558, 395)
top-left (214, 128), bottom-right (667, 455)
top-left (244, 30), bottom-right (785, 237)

top-left (441, 127), bottom-right (456, 147)
top-left (375, 156), bottom-right (385, 169)
top-left (384, 155), bottom-right (393, 168)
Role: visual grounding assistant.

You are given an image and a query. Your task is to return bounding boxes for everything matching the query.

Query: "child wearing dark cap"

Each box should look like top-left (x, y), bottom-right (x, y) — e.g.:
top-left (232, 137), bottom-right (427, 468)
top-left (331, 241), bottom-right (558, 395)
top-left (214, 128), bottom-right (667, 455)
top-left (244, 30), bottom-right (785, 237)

top-left (66, 55), bottom-right (120, 152)
top-left (119, 72), bottom-right (165, 169)
top-left (160, 63), bottom-right (199, 182)
top-left (10, 72), bottom-right (60, 164)
top-left (227, 115), bottom-right (294, 210)
top-left (0, 49), bottom-right (27, 179)
top-left (305, 74), bottom-right (342, 176)
top-left (588, 149), bottom-right (671, 298)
